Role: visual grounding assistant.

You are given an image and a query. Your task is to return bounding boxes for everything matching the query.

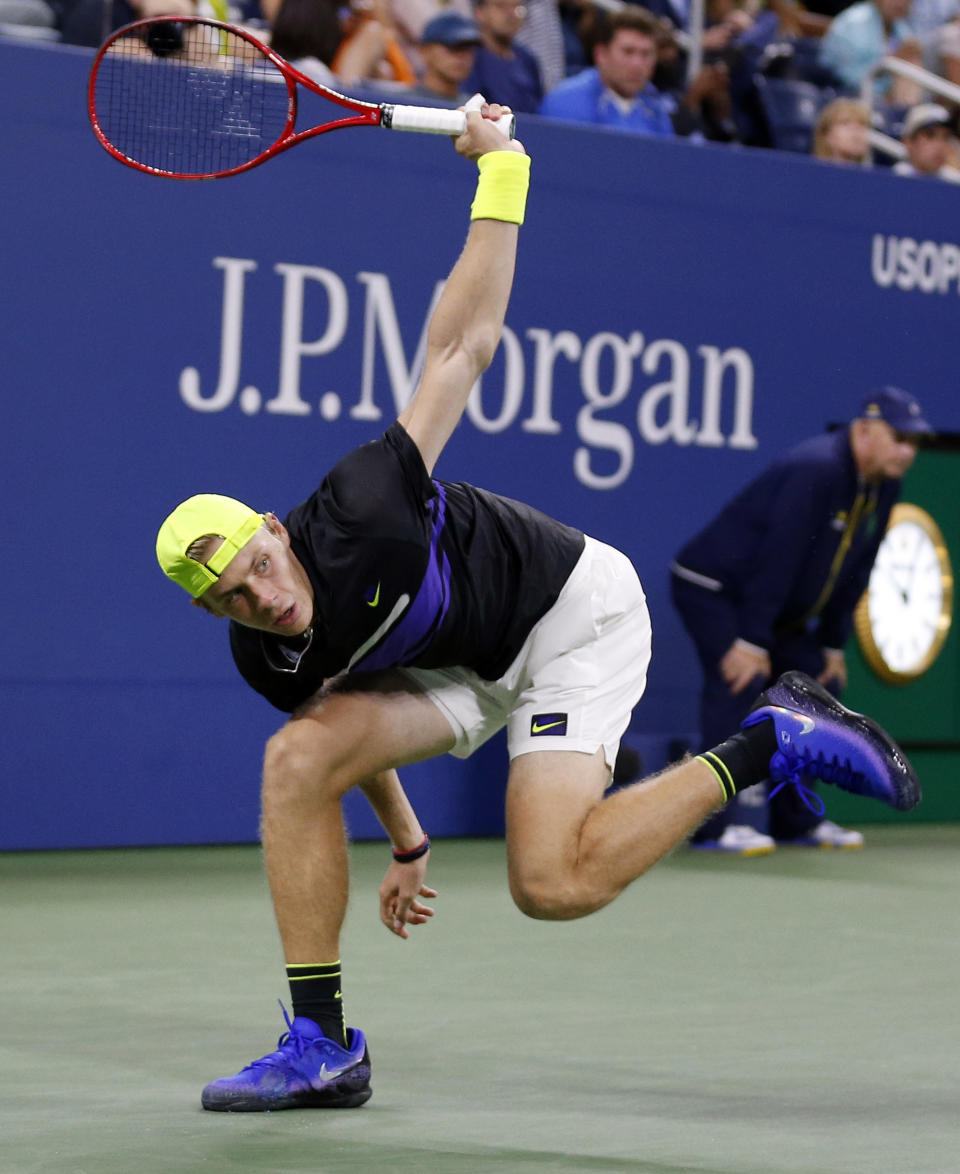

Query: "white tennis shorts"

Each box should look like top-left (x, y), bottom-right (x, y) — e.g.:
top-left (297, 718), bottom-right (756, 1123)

top-left (399, 535), bottom-right (651, 771)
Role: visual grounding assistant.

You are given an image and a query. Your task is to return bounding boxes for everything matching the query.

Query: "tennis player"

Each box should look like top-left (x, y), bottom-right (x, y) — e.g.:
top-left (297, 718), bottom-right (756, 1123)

top-left (156, 102), bottom-right (919, 1111)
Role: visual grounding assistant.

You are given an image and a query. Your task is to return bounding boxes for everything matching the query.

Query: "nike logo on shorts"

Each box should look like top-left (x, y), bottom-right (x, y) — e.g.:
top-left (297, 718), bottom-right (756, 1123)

top-left (531, 713), bottom-right (568, 736)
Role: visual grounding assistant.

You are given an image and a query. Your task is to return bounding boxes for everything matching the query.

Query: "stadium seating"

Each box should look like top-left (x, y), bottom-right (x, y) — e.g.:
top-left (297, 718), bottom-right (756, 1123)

top-left (755, 75), bottom-right (836, 154)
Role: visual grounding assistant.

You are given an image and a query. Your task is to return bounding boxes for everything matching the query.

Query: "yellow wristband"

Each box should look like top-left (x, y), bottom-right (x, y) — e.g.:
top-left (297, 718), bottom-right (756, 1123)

top-left (470, 151), bottom-right (531, 225)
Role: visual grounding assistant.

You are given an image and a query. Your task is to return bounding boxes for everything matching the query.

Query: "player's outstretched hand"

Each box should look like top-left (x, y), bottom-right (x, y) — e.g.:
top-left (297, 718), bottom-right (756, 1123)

top-left (378, 857), bottom-right (438, 940)
top-left (455, 99), bottom-right (525, 160)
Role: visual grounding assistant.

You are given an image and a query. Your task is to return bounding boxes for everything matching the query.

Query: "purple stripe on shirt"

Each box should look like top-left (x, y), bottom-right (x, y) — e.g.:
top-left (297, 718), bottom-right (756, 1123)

top-left (352, 482), bottom-right (452, 672)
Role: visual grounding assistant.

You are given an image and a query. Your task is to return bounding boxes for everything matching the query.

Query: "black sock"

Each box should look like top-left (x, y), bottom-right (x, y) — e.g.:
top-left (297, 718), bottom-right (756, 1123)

top-left (286, 961), bottom-right (346, 1047)
top-left (696, 717), bottom-right (778, 803)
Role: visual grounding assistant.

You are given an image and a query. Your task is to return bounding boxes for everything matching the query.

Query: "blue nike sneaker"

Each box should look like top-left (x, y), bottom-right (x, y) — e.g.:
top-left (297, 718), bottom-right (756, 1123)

top-left (201, 1007), bottom-right (372, 1112)
top-left (743, 671), bottom-right (921, 813)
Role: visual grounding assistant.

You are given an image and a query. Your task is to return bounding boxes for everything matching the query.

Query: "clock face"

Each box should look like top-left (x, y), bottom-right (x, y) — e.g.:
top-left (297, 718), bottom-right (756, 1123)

top-left (855, 504), bottom-right (953, 683)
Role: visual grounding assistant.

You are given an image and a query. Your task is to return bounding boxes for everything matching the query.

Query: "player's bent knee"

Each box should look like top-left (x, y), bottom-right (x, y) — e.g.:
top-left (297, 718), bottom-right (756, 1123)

top-left (262, 722), bottom-right (348, 804)
top-left (508, 872), bottom-right (596, 922)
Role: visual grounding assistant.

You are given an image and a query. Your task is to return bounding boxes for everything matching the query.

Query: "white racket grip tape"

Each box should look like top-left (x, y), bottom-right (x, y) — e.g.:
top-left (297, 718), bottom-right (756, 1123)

top-left (383, 94), bottom-right (515, 139)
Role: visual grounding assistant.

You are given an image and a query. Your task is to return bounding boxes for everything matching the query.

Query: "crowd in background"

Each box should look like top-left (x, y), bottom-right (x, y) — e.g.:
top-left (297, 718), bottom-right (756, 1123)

top-left (3, 0), bottom-right (959, 177)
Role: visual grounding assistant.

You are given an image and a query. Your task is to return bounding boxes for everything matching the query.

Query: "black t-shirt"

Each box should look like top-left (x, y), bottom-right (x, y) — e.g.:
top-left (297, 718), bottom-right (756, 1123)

top-left (230, 423), bottom-right (584, 711)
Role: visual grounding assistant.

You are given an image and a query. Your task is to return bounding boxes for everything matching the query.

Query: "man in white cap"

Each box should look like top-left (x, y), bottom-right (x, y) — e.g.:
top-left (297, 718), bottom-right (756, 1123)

top-left (894, 103), bottom-right (960, 181)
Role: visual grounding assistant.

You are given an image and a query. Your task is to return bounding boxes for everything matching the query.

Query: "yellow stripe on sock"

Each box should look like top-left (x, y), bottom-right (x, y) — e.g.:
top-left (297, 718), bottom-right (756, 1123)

top-left (697, 752), bottom-right (735, 802)
top-left (286, 961), bottom-right (341, 979)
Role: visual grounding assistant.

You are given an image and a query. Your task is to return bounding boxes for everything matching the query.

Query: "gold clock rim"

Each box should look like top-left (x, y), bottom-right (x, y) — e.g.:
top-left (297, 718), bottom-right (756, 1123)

top-left (854, 502), bottom-right (954, 685)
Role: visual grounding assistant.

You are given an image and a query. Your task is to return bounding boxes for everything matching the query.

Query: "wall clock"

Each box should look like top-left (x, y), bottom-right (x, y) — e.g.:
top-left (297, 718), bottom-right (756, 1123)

top-left (854, 503), bottom-right (953, 684)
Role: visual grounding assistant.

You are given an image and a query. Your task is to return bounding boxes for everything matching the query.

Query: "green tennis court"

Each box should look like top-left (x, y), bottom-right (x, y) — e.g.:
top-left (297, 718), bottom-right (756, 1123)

top-left (3, 827), bottom-right (958, 1174)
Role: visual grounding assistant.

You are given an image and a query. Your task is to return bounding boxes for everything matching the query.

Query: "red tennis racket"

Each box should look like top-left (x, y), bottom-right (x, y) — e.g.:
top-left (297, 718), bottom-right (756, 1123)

top-left (88, 16), bottom-right (514, 180)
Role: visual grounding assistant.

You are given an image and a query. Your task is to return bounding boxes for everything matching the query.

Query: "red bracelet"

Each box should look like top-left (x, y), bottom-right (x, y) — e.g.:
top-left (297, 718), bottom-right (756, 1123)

top-left (392, 833), bottom-right (430, 863)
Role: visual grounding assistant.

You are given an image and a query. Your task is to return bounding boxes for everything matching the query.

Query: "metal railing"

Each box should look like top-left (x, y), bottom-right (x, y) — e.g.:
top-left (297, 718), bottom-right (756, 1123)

top-left (861, 55), bottom-right (960, 161)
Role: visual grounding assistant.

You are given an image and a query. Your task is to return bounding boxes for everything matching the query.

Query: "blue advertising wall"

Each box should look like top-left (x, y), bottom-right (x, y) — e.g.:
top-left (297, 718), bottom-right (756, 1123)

top-left (3, 37), bottom-right (958, 849)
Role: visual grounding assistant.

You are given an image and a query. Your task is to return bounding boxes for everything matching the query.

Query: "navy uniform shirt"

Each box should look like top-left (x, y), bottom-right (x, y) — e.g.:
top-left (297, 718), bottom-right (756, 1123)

top-left (673, 429), bottom-right (901, 651)
top-left (466, 44), bottom-right (544, 115)
top-left (230, 422), bottom-right (584, 712)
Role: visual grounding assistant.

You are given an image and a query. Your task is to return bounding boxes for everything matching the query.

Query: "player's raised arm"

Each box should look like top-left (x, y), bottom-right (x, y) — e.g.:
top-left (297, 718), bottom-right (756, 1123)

top-left (397, 104), bottom-right (529, 475)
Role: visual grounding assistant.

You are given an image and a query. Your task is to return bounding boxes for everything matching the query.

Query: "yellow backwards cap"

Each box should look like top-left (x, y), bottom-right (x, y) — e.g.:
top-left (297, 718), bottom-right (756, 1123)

top-left (156, 494), bottom-right (265, 598)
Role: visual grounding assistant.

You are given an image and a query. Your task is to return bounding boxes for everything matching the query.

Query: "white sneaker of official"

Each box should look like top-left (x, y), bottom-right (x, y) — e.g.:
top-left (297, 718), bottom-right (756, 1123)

top-left (791, 820), bottom-right (865, 850)
top-left (692, 824), bottom-right (776, 856)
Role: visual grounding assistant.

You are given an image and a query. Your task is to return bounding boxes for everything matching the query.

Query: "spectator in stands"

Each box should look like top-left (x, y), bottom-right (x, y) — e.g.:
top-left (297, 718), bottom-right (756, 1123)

top-left (641, 0), bottom-right (781, 143)
top-left (514, 0), bottom-right (567, 92)
top-left (818, 0), bottom-right (925, 105)
top-left (331, 0), bottom-right (417, 86)
top-left (266, 0), bottom-right (342, 85)
top-left (644, 0), bottom-right (785, 60)
top-left (642, 0), bottom-right (754, 48)
top-left (59, 0), bottom-right (194, 47)
top-left (389, 0), bottom-right (472, 71)
top-left (0, 0), bottom-right (58, 34)
top-left (653, 25), bottom-right (740, 141)
top-left (406, 10), bottom-right (481, 103)
top-left (909, 0), bottom-right (960, 85)
top-left (465, 0), bottom-right (544, 112)
top-left (539, 6), bottom-right (675, 137)
top-left (557, 0), bottom-right (588, 75)
top-left (893, 102), bottom-right (960, 179)
top-left (764, 0), bottom-right (831, 39)
top-left (261, 0), bottom-right (404, 88)
top-left (790, 0), bottom-right (854, 22)
top-left (812, 96), bottom-right (872, 163)
top-left (671, 388), bottom-right (931, 855)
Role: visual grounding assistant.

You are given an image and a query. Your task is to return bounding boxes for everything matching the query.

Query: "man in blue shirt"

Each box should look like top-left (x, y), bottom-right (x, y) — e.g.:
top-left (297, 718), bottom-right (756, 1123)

top-left (671, 388), bottom-right (932, 853)
top-left (539, 7), bottom-right (675, 137)
top-left (408, 12), bottom-right (482, 106)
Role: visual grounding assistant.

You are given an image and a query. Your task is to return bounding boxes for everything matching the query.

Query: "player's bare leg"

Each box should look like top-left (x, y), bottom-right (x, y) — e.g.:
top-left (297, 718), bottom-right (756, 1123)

top-left (260, 674), bottom-right (456, 959)
top-left (202, 674), bottom-right (455, 1112)
top-left (506, 668), bottom-right (922, 921)
top-left (505, 749), bottom-right (724, 919)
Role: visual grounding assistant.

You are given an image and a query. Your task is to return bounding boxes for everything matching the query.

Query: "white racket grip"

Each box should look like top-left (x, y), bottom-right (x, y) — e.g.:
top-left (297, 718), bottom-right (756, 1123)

top-left (383, 95), bottom-right (515, 139)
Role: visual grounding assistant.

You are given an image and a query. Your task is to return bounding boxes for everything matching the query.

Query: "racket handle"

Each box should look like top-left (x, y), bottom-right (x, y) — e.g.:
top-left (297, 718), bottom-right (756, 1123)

top-left (382, 100), bottom-right (515, 140)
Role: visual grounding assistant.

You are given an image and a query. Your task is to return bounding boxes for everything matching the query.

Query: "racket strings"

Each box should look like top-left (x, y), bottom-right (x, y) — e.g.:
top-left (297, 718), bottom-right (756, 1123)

top-left (93, 21), bottom-right (292, 177)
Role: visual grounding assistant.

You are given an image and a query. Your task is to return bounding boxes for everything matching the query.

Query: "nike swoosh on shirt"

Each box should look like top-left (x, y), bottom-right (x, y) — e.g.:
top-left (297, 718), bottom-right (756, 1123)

top-left (344, 594), bottom-right (411, 673)
top-left (365, 582), bottom-right (381, 608)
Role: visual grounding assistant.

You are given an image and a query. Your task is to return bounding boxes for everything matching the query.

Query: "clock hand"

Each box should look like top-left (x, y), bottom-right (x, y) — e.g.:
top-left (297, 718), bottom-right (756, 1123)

top-left (883, 567), bottom-right (909, 603)
top-left (906, 533), bottom-right (929, 601)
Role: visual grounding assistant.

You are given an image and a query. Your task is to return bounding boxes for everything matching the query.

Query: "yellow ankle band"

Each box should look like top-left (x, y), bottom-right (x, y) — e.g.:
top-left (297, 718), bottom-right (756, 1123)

top-left (470, 151), bottom-right (531, 225)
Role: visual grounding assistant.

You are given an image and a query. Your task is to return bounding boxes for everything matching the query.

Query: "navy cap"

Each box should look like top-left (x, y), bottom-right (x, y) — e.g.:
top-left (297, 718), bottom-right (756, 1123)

top-left (858, 387), bottom-right (933, 435)
top-left (421, 12), bottom-right (481, 45)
